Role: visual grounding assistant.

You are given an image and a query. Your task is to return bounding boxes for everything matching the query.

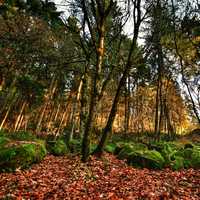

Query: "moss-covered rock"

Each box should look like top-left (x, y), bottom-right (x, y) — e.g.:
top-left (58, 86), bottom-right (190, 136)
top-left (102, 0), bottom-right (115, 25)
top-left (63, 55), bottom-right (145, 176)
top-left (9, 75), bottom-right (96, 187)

top-left (47, 139), bottom-right (68, 156)
top-left (116, 142), bottom-right (164, 169)
top-left (117, 144), bottom-right (136, 160)
top-left (129, 150), bottom-right (165, 169)
top-left (114, 141), bottom-right (200, 170)
top-left (0, 140), bottom-right (47, 172)
top-left (116, 142), bottom-right (147, 157)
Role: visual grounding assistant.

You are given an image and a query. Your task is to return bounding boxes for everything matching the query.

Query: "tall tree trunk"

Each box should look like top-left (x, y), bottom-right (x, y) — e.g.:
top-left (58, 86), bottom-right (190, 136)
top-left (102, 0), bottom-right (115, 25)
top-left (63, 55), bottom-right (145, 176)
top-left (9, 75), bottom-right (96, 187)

top-left (36, 77), bottom-right (57, 133)
top-left (81, 73), bottom-right (96, 161)
top-left (79, 69), bottom-right (88, 139)
top-left (16, 115), bottom-right (24, 132)
top-left (0, 104), bottom-right (12, 130)
top-left (154, 76), bottom-right (160, 137)
top-left (0, 78), bottom-right (17, 116)
top-left (94, 21), bottom-right (141, 156)
top-left (47, 103), bottom-right (60, 132)
top-left (0, 93), bottom-right (17, 130)
top-left (81, 11), bottom-right (103, 162)
top-left (158, 77), bottom-right (163, 134)
top-left (14, 101), bottom-right (27, 131)
top-left (124, 76), bottom-right (130, 133)
top-left (80, 0), bottom-right (115, 162)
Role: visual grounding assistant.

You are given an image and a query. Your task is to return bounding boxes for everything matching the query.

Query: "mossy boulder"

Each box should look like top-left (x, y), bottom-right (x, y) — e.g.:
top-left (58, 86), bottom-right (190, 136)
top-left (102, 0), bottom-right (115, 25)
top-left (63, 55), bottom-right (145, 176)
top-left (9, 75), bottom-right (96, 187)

top-left (190, 128), bottom-right (200, 135)
top-left (129, 150), bottom-right (165, 169)
top-left (117, 144), bottom-right (135, 160)
top-left (116, 142), bottom-right (164, 169)
top-left (47, 139), bottom-right (68, 156)
top-left (116, 142), bottom-right (147, 157)
top-left (153, 141), bottom-right (200, 169)
top-left (0, 139), bottom-right (47, 172)
top-left (114, 140), bottom-right (200, 170)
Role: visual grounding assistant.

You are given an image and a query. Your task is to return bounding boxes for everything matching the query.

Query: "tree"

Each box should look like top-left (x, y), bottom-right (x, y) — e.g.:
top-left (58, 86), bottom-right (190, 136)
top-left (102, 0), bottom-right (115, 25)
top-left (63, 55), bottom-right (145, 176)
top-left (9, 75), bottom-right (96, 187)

top-left (94, 0), bottom-right (146, 156)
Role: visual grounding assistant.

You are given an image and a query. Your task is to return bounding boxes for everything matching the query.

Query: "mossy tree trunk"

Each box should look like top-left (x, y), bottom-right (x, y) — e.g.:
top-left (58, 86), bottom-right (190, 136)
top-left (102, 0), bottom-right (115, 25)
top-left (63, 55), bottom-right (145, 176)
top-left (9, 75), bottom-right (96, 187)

top-left (80, 0), bottom-right (114, 162)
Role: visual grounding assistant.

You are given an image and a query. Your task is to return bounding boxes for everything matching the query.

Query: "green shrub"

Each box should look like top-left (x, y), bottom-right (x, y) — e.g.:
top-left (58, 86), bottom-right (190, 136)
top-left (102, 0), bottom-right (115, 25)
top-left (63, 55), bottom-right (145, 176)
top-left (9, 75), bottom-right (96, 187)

top-left (183, 148), bottom-right (193, 158)
top-left (47, 139), bottom-right (68, 156)
top-left (0, 142), bottom-right (47, 172)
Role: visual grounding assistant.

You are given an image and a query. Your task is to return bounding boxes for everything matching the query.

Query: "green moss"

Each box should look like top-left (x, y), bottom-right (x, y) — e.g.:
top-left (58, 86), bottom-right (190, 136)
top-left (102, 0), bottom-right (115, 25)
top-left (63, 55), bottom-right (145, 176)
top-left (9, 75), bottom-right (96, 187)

top-left (117, 144), bottom-right (135, 160)
top-left (129, 150), bottom-right (165, 169)
top-left (116, 142), bottom-right (147, 156)
top-left (143, 150), bottom-right (165, 168)
top-left (47, 139), bottom-right (68, 156)
top-left (0, 142), bottom-right (47, 172)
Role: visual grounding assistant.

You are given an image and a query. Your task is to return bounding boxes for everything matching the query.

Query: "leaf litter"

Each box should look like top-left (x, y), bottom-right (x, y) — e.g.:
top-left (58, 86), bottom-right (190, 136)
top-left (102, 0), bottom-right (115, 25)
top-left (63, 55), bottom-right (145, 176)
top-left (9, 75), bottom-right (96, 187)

top-left (0, 153), bottom-right (199, 199)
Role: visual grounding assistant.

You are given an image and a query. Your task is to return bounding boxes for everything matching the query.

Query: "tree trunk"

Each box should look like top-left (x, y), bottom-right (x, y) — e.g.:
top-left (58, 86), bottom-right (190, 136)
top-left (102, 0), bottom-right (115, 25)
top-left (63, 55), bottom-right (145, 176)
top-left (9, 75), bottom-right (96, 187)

top-left (94, 23), bottom-right (141, 156)
top-left (124, 76), bottom-right (130, 133)
top-left (14, 101), bottom-right (27, 131)
top-left (36, 77), bottom-right (57, 133)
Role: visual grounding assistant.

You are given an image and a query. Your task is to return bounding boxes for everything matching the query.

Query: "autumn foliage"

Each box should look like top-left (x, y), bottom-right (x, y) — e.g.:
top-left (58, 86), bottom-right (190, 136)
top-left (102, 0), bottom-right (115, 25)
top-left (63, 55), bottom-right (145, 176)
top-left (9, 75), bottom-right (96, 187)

top-left (0, 154), bottom-right (199, 199)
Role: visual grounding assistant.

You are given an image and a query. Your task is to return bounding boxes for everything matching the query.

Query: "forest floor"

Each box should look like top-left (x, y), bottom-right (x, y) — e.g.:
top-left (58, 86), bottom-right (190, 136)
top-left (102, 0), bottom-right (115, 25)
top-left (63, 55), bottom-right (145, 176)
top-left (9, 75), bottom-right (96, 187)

top-left (0, 153), bottom-right (199, 200)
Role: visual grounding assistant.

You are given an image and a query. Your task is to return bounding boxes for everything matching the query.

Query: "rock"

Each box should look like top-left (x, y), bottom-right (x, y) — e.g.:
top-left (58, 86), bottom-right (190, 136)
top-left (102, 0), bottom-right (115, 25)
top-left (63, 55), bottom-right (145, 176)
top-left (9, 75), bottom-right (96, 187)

top-left (0, 137), bottom-right (47, 172)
